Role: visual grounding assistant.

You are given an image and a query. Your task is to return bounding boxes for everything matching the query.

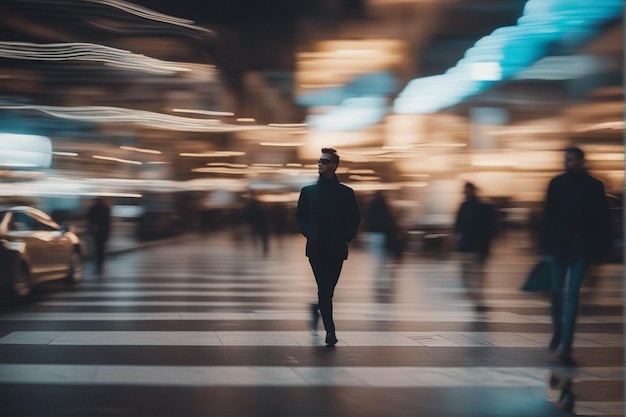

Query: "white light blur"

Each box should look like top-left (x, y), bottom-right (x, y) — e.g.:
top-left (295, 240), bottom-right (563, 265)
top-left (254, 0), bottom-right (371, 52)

top-left (93, 155), bottom-right (142, 165)
top-left (86, 0), bottom-right (215, 35)
top-left (470, 62), bottom-right (502, 81)
top-left (191, 167), bottom-right (248, 175)
top-left (268, 123), bottom-right (308, 128)
top-left (0, 105), bottom-right (259, 132)
top-left (0, 42), bottom-right (211, 75)
top-left (84, 192), bottom-right (143, 198)
top-left (52, 151), bottom-right (79, 157)
top-left (259, 142), bottom-right (304, 147)
top-left (0, 133), bottom-right (52, 168)
top-left (173, 109), bottom-right (234, 117)
top-left (207, 163), bottom-right (248, 168)
top-left (120, 146), bottom-right (162, 154)
top-left (180, 151), bottom-right (245, 157)
top-left (576, 121), bottom-right (624, 132)
top-left (586, 153), bottom-right (624, 161)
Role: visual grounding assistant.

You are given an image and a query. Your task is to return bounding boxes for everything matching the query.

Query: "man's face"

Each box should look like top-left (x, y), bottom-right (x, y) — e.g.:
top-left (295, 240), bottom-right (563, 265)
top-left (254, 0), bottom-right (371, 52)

top-left (564, 152), bottom-right (584, 173)
top-left (318, 153), bottom-right (337, 177)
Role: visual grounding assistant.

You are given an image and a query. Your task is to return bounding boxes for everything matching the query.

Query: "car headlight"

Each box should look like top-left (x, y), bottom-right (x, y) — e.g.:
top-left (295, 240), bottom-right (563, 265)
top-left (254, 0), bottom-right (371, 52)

top-left (1, 239), bottom-right (25, 252)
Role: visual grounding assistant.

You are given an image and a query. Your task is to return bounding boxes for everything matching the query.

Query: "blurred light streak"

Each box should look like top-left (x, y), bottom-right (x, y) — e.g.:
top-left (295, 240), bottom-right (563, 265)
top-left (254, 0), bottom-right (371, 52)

top-left (93, 155), bottom-right (142, 165)
top-left (207, 163), bottom-right (248, 168)
top-left (180, 151), bottom-right (245, 157)
top-left (348, 169), bottom-right (376, 174)
top-left (349, 175), bottom-right (381, 181)
top-left (0, 105), bottom-right (255, 132)
top-left (52, 152), bottom-right (79, 157)
top-left (259, 142), bottom-right (303, 147)
top-left (576, 121), bottom-right (624, 132)
top-left (268, 123), bottom-right (308, 128)
top-left (0, 42), bottom-right (205, 75)
top-left (84, 192), bottom-right (142, 198)
top-left (258, 193), bottom-right (300, 203)
top-left (85, 0), bottom-right (215, 35)
top-left (394, 0), bottom-right (623, 114)
top-left (586, 153), bottom-right (624, 161)
top-left (120, 145), bottom-right (162, 154)
top-left (237, 118), bottom-right (256, 122)
top-left (349, 182), bottom-right (402, 191)
top-left (191, 168), bottom-right (248, 175)
top-left (173, 109), bottom-right (234, 117)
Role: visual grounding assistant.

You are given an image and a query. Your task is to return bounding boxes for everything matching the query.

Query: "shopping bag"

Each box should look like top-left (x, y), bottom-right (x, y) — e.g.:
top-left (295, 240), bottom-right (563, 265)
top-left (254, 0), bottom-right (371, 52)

top-left (522, 256), bottom-right (553, 292)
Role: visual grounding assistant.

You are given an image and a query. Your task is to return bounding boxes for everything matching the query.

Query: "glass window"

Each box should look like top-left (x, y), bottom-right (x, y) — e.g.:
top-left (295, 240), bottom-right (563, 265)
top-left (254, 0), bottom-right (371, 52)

top-left (10, 212), bottom-right (57, 232)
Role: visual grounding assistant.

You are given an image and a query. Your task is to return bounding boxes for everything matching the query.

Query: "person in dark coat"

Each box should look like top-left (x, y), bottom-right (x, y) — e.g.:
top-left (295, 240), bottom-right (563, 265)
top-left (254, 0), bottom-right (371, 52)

top-left (454, 182), bottom-right (496, 312)
top-left (86, 197), bottom-right (111, 274)
top-left (296, 148), bottom-right (361, 346)
top-left (540, 146), bottom-right (612, 366)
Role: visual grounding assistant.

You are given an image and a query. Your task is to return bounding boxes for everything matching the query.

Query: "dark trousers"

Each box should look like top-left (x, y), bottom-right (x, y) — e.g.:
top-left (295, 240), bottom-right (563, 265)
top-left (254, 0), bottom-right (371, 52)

top-left (550, 257), bottom-right (589, 354)
top-left (309, 257), bottom-right (344, 334)
top-left (92, 234), bottom-right (108, 273)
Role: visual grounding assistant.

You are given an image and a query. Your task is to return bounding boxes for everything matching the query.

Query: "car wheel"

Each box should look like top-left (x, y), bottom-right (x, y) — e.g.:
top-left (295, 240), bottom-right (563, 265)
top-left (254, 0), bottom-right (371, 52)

top-left (12, 264), bottom-right (32, 297)
top-left (67, 251), bottom-right (83, 284)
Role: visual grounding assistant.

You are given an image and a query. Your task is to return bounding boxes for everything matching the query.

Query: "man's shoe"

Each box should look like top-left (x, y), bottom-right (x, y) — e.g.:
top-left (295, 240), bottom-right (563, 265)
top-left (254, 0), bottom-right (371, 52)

top-left (559, 352), bottom-right (577, 367)
top-left (309, 304), bottom-right (320, 334)
top-left (325, 333), bottom-right (338, 346)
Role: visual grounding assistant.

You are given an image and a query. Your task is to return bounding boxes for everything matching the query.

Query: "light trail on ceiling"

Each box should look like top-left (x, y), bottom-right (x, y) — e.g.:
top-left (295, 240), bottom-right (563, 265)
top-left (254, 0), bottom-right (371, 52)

top-left (0, 41), bottom-right (215, 76)
top-left (0, 105), bottom-right (270, 132)
top-left (91, 0), bottom-right (215, 35)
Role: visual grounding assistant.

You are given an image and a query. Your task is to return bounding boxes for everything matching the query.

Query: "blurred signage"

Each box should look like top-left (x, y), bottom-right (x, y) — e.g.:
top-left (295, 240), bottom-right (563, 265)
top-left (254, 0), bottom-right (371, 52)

top-left (0, 133), bottom-right (52, 169)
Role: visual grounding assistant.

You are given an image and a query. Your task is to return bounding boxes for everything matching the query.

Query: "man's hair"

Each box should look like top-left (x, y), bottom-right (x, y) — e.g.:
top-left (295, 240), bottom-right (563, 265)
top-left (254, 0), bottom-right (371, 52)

top-left (565, 146), bottom-right (585, 160)
top-left (321, 147), bottom-right (340, 165)
top-left (464, 181), bottom-right (476, 190)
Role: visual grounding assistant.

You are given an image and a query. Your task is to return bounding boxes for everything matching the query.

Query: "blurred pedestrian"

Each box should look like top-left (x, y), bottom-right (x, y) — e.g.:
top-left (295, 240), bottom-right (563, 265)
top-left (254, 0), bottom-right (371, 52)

top-left (296, 148), bottom-right (361, 346)
top-left (454, 182), bottom-right (496, 312)
top-left (365, 191), bottom-right (396, 285)
top-left (540, 146), bottom-right (612, 366)
top-left (86, 197), bottom-right (111, 275)
top-left (244, 190), bottom-right (269, 256)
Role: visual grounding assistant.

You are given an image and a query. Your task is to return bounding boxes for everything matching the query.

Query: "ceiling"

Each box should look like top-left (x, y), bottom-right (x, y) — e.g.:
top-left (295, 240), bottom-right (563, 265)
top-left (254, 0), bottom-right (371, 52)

top-left (0, 0), bottom-right (622, 197)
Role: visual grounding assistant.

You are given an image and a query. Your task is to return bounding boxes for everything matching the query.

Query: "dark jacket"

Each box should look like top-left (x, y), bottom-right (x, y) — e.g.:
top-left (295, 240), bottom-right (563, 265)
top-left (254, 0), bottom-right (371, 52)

top-left (296, 175), bottom-right (361, 260)
top-left (86, 201), bottom-right (111, 239)
top-left (454, 197), bottom-right (496, 258)
top-left (540, 170), bottom-right (612, 262)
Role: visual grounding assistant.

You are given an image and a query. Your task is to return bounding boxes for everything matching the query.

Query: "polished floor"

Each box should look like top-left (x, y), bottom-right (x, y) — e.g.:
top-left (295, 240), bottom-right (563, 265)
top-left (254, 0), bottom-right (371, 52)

top-left (0, 231), bottom-right (622, 416)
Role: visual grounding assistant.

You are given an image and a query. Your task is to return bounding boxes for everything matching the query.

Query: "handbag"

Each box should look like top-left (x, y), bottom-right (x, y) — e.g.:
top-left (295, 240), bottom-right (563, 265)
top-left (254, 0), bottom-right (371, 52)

top-left (521, 256), bottom-right (553, 292)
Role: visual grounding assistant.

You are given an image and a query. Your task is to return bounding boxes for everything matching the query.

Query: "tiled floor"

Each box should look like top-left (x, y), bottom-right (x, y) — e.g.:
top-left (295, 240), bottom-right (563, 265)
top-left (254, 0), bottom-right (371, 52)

top-left (0, 231), bottom-right (622, 416)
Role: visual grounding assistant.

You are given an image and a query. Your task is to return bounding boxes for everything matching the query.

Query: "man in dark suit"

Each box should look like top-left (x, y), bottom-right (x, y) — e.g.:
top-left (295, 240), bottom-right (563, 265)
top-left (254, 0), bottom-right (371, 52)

top-left (296, 148), bottom-right (361, 346)
top-left (540, 146), bottom-right (612, 366)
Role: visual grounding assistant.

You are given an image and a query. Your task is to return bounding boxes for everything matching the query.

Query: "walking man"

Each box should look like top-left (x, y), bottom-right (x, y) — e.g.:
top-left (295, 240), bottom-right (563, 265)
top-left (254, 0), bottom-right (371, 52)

top-left (296, 148), bottom-right (361, 346)
top-left (540, 146), bottom-right (612, 366)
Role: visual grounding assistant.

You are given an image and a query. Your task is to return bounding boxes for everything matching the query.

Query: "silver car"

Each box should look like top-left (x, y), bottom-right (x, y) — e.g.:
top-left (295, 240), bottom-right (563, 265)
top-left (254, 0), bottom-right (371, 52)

top-left (0, 206), bottom-right (83, 296)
